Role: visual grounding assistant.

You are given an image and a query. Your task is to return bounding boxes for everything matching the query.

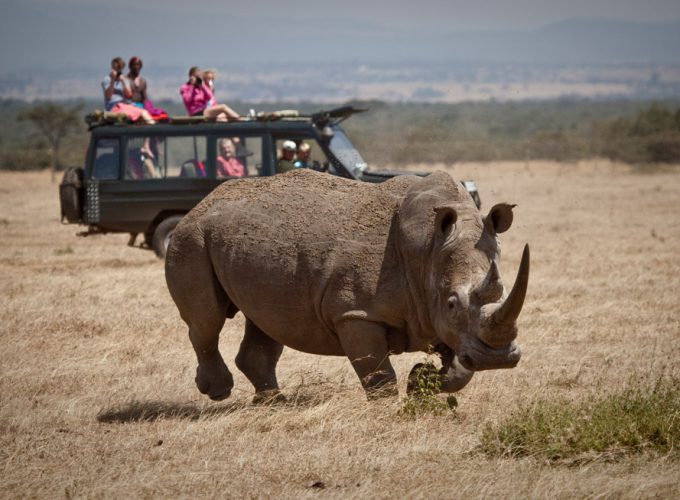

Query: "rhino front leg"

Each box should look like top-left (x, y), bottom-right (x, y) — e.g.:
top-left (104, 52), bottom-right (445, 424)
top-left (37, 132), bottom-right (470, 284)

top-left (235, 319), bottom-right (285, 403)
top-left (337, 320), bottom-right (398, 398)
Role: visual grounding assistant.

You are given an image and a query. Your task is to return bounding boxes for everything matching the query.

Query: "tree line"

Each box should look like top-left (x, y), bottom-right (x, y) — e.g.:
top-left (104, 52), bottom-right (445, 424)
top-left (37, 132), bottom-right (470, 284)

top-left (1, 98), bottom-right (679, 173)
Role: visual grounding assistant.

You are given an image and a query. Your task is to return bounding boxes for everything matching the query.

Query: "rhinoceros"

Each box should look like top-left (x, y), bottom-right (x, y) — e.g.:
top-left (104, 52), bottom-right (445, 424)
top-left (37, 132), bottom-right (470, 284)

top-left (165, 169), bottom-right (529, 401)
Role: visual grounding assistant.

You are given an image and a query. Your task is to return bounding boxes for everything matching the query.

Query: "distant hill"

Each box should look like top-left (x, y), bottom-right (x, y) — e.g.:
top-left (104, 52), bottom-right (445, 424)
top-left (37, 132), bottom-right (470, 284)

top-left (1, 0), bottom-right (679, 70)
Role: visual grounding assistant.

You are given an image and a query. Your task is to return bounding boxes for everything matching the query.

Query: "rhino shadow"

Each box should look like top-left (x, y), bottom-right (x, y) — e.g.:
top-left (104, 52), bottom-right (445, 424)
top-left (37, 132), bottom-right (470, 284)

top-left (96, 400), bottom-right (246, 423)
top-left (96, 390), bottom-right (335, 423)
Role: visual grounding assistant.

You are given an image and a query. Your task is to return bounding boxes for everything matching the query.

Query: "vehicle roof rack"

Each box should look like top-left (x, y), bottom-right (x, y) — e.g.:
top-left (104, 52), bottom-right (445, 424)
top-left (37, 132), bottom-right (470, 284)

top-left (85, 105), bottom-right (368, 130)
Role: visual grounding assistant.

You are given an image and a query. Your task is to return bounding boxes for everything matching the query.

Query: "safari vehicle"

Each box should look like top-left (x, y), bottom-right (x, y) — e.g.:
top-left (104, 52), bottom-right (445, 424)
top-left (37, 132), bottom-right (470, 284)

top-left (59, 106), bottom-right (480, 257)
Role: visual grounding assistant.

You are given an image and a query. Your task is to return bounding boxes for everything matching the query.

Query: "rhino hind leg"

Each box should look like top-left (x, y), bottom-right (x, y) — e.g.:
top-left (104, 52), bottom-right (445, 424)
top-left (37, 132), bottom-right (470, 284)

top-left (337, 320), bottom-right (398, 399)
top-left (235, 319), bottom-right (285, 403)
top-left (193, 336), bottom-right (234, 401)
top-left (166, 244), bottom-right (235, 401)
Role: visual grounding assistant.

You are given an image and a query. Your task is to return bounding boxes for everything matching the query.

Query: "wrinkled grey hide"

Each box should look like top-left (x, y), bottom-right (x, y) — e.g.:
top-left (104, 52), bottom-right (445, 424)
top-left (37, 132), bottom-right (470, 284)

top-left (165, 169), bottom-right (529, 401)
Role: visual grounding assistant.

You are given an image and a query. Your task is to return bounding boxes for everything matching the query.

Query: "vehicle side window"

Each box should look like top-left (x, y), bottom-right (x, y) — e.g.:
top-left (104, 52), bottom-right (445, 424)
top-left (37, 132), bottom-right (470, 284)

top-left (274, 138), bottom-right (328, 173)
top-left (216, 136), bottom-right (263, 178)
top-left (92, 138), bottom-right (120, 180)
top-left (167, 136), bottom-right (207, 178)
top-left (125, 137), bottom-right (162, 180)
top-left (123, 136), bottom-right (207, 179)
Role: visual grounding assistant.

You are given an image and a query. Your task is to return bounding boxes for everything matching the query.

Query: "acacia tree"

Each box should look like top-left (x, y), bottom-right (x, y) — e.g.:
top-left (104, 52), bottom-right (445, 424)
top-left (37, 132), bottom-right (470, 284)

top-left (18, 102), bottom-right (83, 180)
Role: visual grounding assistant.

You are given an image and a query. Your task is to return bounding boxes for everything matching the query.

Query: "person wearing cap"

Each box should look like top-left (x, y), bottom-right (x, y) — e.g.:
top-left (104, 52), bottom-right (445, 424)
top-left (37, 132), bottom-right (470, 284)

top-left (277, 140), bottom-right (297, 173)
top-left (294, 142), bottom-right (312, 168)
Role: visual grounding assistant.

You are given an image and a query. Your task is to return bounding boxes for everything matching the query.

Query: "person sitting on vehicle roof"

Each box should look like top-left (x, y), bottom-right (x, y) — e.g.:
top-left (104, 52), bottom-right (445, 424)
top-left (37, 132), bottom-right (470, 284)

top-left (277, 140), bottom-right (297, 174)
top-left (216, 138), bottom-right (245, 178)
top-left (180, 67), bottom-right (240, 122)
top-left (127, 56), bottom-right (147, 106)
top-left (102, 57), bottom-right (155, 157)
top-left (126, 56), bottom-right (168, 121)
top-left (294, 142), bottom-right (312, 168)
top-left (102, 57), bottom-right (155, 125)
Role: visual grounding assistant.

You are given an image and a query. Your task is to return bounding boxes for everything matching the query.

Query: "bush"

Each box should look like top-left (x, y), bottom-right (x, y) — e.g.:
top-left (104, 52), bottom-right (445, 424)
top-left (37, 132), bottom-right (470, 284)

top-left (400, 361), bottom-right (457, 417)
top-left (595, 103), bottom-right (680, 164)
top-left (646, 132), bottom-right (680, 163)
top-left (0, 149), bottom-right (50, 171)
top-left (479, 377), bottom-right (680, 463)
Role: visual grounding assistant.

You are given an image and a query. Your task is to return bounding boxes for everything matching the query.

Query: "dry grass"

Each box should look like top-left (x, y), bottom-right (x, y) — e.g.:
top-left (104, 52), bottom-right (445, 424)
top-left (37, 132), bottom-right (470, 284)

top-left (1, 160), bottom-right (679, 498)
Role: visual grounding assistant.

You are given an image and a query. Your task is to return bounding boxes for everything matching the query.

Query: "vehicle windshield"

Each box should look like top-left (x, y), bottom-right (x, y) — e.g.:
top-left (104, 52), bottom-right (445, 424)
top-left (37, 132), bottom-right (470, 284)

top-left (328, 128), bottom-right (368, 174)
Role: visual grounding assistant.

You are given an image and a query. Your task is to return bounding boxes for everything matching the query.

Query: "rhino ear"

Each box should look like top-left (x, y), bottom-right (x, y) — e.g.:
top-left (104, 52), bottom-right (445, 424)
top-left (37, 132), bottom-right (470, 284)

top-left (435, 205), bottom-right (457, 235)
top-left (484, 203), bottom-right (516, 234)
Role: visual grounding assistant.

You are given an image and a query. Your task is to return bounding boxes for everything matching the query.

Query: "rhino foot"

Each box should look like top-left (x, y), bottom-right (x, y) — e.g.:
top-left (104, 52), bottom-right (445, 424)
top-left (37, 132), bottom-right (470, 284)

top-left (195, 358), bottom-right (234, 401)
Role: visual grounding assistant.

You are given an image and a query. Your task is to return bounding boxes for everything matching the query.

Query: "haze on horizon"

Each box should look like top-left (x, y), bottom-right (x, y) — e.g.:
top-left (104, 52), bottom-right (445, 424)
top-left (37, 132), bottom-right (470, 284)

top-left (2, 0), bottom-right (680, 72)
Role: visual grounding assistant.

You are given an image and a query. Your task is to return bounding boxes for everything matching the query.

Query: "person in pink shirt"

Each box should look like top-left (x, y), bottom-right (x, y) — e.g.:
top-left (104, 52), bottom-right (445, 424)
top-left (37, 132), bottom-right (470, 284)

top-left (180, 67), bottom-right (240, 121)
top-left (216, 138), bottom-right (245, 177)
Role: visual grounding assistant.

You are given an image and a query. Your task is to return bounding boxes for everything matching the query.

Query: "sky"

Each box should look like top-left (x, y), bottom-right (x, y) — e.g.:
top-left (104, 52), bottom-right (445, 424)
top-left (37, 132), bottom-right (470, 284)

top-left (1, 0), bottom-right (680, 71)
top-left (21, 0), bottom-right (680, 30)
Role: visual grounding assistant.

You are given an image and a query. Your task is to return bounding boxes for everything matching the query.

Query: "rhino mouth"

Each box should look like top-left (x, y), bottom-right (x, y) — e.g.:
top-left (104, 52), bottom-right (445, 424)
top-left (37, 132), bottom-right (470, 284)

top-left (458, 338), bottom-right (521, 371)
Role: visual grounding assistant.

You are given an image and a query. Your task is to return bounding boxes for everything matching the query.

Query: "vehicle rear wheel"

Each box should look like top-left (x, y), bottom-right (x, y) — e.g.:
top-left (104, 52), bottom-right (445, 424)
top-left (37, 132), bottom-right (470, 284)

top-left (152, 215), bottom-right (184, 259)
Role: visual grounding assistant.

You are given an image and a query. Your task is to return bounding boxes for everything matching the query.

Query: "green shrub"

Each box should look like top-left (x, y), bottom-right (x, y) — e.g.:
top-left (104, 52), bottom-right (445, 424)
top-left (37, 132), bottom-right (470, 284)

top-left (400, 361), bottom-right (457, 417)
top-left (479, 377), bottom-right (680, 462)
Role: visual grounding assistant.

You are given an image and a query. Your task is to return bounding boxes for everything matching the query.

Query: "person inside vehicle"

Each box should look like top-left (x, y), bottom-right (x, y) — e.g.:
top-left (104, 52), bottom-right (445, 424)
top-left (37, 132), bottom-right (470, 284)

top-left (294, 142), bottom-right (311, 168)
top-left (216, 138), bottom-right (245, 178)
top-left (102, 57), bottom-right (155, 157)
top-left (180, 67), bottom-right (240, 122)
top-left (277, 140), bottom-right (296, 173)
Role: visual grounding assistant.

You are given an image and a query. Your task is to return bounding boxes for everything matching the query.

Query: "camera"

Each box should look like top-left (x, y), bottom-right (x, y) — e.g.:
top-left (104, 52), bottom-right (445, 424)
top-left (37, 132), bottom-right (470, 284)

top-left (195, 76), bottom-right (203, 85)
top-left (115, 70), bottom-right (122, 79)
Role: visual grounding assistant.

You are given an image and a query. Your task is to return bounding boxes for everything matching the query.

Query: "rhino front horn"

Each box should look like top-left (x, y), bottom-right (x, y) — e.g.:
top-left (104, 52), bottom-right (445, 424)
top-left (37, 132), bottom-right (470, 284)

top-left (492, 244), bottom-right (530, 328)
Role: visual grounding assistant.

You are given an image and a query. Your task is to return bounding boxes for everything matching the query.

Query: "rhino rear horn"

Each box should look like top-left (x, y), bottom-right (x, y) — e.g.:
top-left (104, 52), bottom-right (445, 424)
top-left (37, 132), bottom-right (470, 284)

top-left (492, 244), bottom-right (530, 327)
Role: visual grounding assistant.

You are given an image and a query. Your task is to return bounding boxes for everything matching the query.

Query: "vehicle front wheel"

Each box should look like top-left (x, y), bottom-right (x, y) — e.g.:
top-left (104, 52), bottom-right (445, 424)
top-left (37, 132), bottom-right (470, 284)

top-left (152, 215), bottom-right (184, 259)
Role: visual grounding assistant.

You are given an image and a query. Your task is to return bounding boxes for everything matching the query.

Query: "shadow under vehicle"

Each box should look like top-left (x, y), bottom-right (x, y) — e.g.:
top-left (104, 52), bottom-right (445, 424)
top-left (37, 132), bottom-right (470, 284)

top-left (59, 106), bottom-right (481, 258)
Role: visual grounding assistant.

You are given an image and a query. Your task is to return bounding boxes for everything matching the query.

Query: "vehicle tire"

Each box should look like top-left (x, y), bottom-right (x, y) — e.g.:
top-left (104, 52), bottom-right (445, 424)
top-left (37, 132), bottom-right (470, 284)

top-left (152, 215), bottom-right (184, 259)
top-left (59, 167), bottom-right (84, 223)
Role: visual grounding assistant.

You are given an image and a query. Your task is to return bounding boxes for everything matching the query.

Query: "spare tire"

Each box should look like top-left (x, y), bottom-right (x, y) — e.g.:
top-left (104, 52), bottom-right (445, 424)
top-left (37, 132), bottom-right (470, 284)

top-left (59, 167), bottom-right (84, 223)
top-left (152, 215), bottom-right (184, 259)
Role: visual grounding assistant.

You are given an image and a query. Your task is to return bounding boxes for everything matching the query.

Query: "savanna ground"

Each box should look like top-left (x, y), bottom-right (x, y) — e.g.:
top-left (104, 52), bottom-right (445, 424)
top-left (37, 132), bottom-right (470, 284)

top-left (1, 160), bottom-right (679, 498)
